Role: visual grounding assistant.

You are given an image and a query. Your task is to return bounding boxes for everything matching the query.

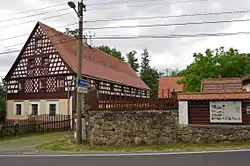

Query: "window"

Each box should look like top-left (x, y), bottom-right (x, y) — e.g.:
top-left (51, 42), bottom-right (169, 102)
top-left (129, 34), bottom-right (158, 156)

top-left (42, 57), bottom-right (49, 66)
top-left (31, 104), bottom-right (38, 115)
top-left (13, 102), bottom-right (23, 116)
top-left (57, 78), bottom-right (65, 89)
top-left (35, 38), bottom-right (42, 49)
top-left (18, 81), bottom-right (24, 91)
top-left (49, 104), bottom-right (56, 116)
top-left (28, 59), bottom-right (35, 68)
top-left (39, 79), bottom-right (46, 91)
top-left (47, 101), bottom-right (59, 115)
top-left (15, 104), bottom-right (22, 115)
top-left (59, 80), bottom-right (65, 88)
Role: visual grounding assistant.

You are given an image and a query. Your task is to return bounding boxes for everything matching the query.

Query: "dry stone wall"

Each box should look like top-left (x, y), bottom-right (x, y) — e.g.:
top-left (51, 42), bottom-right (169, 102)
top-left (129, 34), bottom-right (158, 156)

top-left (87, 110), bottom-right (250, 146)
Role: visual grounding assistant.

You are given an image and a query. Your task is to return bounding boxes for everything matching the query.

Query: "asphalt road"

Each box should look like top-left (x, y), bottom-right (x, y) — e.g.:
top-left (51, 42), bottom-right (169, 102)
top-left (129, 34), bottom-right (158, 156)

top-left (0, 150), bottom-right (250, 166)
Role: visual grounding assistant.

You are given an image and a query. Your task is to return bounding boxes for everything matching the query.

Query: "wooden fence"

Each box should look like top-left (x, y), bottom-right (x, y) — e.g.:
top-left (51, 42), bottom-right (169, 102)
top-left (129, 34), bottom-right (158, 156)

top-left (97, 98), bottom-right (178, 111)
top-left (0, 114), bottom-right (71, 138)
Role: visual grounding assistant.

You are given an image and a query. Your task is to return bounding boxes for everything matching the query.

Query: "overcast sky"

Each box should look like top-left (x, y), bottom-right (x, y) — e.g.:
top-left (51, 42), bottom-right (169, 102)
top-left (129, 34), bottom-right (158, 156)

top-left (1, 0), bottom-right (250, 78)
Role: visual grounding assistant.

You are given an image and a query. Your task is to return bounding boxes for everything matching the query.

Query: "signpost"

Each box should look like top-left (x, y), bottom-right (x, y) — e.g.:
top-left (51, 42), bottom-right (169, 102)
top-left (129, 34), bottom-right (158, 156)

top-left (77, 79), bottom-right (88, 87)
top-left (77, 78), bottom-right (88, 93)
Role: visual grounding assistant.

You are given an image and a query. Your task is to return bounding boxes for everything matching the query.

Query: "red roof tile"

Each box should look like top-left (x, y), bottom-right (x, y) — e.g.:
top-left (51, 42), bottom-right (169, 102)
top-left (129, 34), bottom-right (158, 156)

top-left (178, 92), bottom-right (250, 100)
top-left (40, 22), bottom-right (149, 89)
top-left (158, 76), bottom-right (184, 98)
top-left (202, 78), bottom-right (242, 93)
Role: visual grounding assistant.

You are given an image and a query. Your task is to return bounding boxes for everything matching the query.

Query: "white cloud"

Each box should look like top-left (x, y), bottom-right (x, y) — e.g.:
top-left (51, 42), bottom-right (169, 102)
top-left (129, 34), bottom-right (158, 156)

top-left (1, 0), bottom-right (250, 77)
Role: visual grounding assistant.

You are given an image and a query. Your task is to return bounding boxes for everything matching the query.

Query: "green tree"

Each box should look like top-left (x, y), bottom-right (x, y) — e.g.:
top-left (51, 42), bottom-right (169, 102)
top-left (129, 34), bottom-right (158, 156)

top-left (0, 83), bottom-right (6, 123)
top-left (180, 47), bottom-right (250, 92)
top-left (140, 48), bottom-right (151, 76)
top-left (97, 45), bottom-right (125, 62)
top-left (126, 50), bottom-right (140, 73)
top-left (140, 48), bottom-right (163, 97)
top-left (64, 28), bottom-right (79, 38)
top-left (64, 28), bottom-right (126, 62)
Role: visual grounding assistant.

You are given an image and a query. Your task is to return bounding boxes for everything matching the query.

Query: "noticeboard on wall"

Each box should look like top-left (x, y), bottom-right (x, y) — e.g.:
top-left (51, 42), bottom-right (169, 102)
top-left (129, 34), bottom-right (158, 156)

top-left (247, 106), bottom-right (250, 115)
top-left (209, 101), bottom-right (242, 123)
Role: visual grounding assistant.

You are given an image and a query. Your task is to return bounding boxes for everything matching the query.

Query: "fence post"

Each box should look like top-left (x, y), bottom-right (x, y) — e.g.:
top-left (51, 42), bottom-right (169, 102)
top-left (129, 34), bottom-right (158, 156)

top-left (14, 123), bottom-right (19, 136)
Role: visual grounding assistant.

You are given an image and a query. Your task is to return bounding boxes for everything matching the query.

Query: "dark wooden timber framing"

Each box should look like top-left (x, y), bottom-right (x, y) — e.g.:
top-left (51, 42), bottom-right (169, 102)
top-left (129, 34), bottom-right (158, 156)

top-left (188, 100), bottom-right (250, 125)
top-left (5, 23), bottom-right (150, 103)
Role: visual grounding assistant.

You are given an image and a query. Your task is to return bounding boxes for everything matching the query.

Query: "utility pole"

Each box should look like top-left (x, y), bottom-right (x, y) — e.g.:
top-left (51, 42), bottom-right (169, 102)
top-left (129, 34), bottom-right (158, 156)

top-left (68, 0), bottom-right (86, 144)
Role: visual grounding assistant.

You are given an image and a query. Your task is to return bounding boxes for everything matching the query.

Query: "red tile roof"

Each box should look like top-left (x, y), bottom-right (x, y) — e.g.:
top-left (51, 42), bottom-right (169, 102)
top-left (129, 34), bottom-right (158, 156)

top-left (158, 76), bottom-right (184, 98)
top-left (178, 92), bottom-right (250, 100)
top-left (202, 78), bottom-right (242, 93)
top-left (40, 22), bottom-right (149, 89)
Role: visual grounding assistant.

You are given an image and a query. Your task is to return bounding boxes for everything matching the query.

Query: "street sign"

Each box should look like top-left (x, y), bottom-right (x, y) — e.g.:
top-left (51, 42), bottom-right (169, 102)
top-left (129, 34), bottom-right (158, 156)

top-left (77, 86), bottom-right (88, 93)
top-left (77, 79), bottom-right (88, 87)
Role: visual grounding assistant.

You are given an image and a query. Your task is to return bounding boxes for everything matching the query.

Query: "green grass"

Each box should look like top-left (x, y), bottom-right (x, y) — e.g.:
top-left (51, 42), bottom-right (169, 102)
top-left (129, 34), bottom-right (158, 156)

top-left (0, 132), bottom-right (72, 151)
top-left (36, 133), bottom-right (250, 152)
top-left (2, 132), bottom-right (250, 153)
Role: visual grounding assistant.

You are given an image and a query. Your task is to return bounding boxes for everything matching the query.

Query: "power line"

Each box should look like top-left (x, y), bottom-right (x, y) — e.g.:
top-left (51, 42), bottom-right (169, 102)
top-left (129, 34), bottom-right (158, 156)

top-left (3, 17), bottom-right (250, 48)
top-left (0, 0), bottom-right (215, 25)
top-left (7, 2), bottom-right (78, 16)
top-left (1, 8), bottom-right (250, 42)
top-left (0, 12), bottom-right (72, 29)
top-left (88, 0), bottom-right (214, 11)
top-left (87, 0), bottom-right (160, 6)
top-left (0, 22), bottom-right (78, 42)
top-left (91, 32), bottom-right (250, 39)
top-left (85, 17), bottom-right (250, 30)
top-left (6, 15), bottom-right (250, 48)
top-left (86, 9), bottom-right (250, 23)
top-left (0, 8), bottom-right (70, 23)
top-left (2, 31), bottom-right (250, 55)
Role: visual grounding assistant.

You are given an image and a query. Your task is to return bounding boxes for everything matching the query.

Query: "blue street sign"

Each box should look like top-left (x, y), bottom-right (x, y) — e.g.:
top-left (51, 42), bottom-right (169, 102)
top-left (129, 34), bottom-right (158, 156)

top-left (77, 79), bottom-right (88, 87)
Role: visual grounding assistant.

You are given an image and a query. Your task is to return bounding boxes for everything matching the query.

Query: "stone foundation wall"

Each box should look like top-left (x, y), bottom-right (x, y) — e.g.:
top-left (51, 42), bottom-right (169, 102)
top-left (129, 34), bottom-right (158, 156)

top-left (87, 110), bottom-right (250, 146)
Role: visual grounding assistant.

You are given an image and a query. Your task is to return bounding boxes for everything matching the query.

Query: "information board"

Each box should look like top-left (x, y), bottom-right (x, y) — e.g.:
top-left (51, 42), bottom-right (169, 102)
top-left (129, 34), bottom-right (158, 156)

top-left (209, 101), bottom-right (242, 123)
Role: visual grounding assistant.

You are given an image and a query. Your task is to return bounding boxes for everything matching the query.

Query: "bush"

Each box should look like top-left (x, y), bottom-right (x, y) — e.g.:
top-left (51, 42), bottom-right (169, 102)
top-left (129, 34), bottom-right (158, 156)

top-left (0, 98), bottom-right (5, 123)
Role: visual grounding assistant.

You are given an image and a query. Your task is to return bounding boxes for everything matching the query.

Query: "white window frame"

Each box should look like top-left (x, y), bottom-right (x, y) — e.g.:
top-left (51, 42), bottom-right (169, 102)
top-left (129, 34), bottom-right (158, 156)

top-left (46, 101), bottom-right (59, 115)
top-left (13, 102), bottom-right (24, 116)
top-left (29, 102), bottom-right (40, 115)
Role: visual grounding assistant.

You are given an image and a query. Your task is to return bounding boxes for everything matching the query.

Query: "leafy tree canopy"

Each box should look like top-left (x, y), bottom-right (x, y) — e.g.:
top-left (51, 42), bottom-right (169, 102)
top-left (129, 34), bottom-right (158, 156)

top-left (179, 47), bottom-right (250, 92)
top-left (97, 45), bottom-right (125, 62)
top-left (64, 28), bottom-right (79, 38)
top-left (64, 28), bottom-right (125, 62)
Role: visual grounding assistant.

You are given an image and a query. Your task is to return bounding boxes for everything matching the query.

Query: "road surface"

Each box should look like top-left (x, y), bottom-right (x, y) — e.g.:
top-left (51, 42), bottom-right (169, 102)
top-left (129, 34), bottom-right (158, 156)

top-left (0, 150), bottom-right (249, 166)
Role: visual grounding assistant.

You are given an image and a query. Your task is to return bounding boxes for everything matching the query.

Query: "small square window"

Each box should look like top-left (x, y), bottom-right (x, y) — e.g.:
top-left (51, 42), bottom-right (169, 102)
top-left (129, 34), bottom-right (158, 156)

top-left (31, 104), bottom-right (38, 115)
top-left (49, 104), bottom-right (56, 116)
top-left (16, 104), bottom-right (22, 115)
top-left (35, 39), bottom-right (42, 48)
top-left (42, 57), bottom-right (49, 66)
top-left (28, 59), bottom-right (35, 68)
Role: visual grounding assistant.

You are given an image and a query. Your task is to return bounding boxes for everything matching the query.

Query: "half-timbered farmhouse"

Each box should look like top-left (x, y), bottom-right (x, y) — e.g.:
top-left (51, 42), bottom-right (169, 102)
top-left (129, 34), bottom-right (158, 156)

top-left (4, 21), bottom-right (150, 120)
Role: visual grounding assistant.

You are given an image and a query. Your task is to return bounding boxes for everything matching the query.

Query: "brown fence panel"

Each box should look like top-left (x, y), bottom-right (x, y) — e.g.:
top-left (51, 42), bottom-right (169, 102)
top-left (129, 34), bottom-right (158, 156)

top-left (1, 114), bottom-right (71, 138)
top-left (96, 98), bottom-right (178, 111)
